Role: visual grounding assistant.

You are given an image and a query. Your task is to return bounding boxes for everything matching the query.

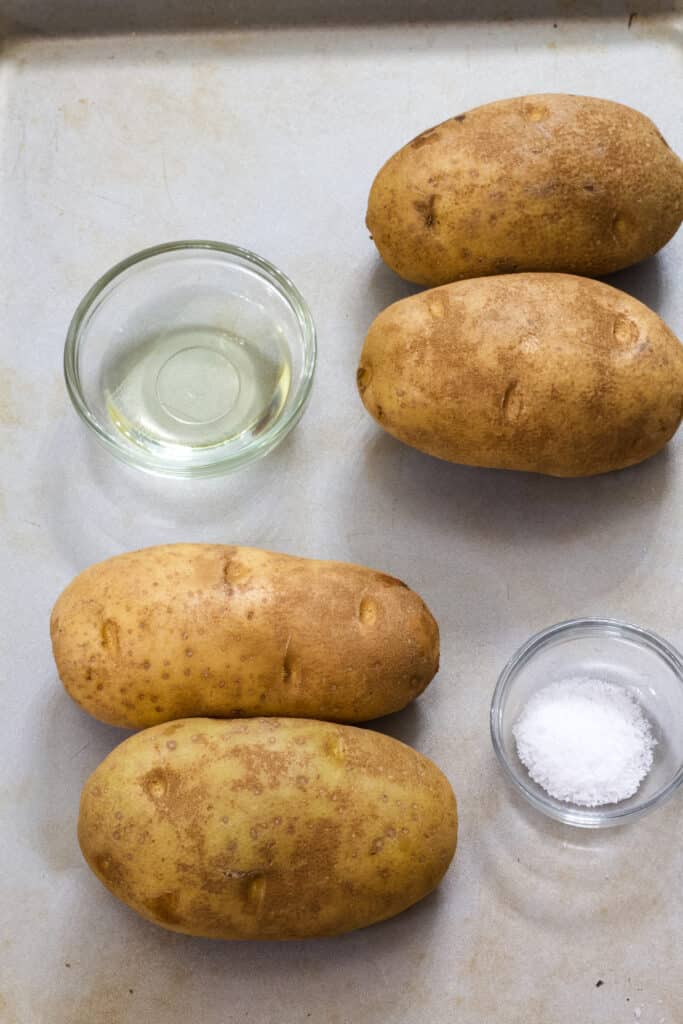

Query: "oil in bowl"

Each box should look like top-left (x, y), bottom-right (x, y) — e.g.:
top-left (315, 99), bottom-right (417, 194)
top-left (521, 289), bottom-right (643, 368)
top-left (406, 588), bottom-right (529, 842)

top-left (103, 310), bottom-right (291, 452)
top-left (65, 242), bottom-right (315, 476)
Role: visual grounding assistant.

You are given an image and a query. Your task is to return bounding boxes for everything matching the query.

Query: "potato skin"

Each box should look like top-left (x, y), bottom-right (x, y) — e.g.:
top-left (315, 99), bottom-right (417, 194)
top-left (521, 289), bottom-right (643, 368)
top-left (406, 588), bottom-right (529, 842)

top-left (51, 545), bottom-right (439, 728)
top-left (78, 717), bottom-right (458, 939)
top-left (357, 273), bottom-right (683, 477)
top-left (367, 94), bottom-right (683, 285)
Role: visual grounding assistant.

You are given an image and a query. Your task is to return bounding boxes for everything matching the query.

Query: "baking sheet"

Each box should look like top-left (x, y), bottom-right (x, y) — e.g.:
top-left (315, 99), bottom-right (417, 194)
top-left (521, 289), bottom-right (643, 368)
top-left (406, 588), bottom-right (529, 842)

top-left (1, 4), bottom-right (682, 1022)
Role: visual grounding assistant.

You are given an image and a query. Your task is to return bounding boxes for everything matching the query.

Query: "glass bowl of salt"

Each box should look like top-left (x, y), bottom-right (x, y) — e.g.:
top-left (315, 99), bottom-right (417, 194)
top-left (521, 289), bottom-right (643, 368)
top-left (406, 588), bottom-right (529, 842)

top-left (490, 618), bottom-right (683, 827)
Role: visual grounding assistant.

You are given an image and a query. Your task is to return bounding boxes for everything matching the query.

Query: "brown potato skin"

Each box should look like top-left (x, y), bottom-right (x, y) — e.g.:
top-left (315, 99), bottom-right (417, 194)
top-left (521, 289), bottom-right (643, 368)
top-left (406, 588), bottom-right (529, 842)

top-left (366, 94), bottom-right (683, 285)
top-left (78, 717), bottom-right (458, 939)
top-left (357, 273), bottom-right (683, 477)
top-left (51, 544), bottom-right (439, 728)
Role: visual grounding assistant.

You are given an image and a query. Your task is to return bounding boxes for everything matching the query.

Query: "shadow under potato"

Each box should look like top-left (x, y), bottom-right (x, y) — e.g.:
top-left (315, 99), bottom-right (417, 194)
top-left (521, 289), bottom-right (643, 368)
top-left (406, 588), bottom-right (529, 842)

top-left (19, 685), bottom-right (131, 875)
top-left (332, 426), bottom-right (673, 622)
top-left (364, 259), bottom-right (424, 318)
top-left (359, 429), bottom-right (673, 547)
top-left (359, 699), bottom-right (426, 749)
top-left (602, 253), bottom-right (664, 311)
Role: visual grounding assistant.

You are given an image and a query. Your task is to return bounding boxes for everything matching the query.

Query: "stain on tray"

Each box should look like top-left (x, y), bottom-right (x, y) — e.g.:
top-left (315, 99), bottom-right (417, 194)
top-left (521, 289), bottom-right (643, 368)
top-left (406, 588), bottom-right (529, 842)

top-left (46, 951), bottom-right (195, 1024)
top-left (0, 370), bottom-right (23, 427)
top-left (60, 97), bottom-right (91, 129)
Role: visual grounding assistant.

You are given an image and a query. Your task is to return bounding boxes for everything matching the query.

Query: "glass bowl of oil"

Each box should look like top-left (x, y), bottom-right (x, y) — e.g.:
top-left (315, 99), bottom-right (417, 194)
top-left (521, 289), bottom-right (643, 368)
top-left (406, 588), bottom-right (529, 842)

top-left (64, 241), bottom-right (316, 476)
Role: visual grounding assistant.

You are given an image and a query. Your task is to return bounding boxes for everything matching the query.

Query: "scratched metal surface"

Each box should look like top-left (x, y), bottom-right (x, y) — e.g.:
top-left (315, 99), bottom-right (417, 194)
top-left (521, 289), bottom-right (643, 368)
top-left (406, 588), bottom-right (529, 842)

top-left (1, 4), bottom-right (682, 1022)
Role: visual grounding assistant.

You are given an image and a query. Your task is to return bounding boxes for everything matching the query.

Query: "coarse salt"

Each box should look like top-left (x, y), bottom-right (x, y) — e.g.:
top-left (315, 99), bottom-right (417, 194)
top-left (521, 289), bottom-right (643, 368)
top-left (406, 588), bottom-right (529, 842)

top-left (513, 677), bottom-right (656, 807)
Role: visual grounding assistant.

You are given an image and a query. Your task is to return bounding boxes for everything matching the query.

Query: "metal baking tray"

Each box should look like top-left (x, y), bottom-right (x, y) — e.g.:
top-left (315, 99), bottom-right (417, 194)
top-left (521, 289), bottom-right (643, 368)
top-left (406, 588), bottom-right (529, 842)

top-left (1, 2), bottom-right (682, 1021)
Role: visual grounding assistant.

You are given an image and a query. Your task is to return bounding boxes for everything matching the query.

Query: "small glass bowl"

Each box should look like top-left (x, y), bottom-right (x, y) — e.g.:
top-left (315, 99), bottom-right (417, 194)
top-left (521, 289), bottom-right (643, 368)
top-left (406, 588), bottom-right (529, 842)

top-left (64, 241), bottom-right (316, 477)
top-left (490, 618), bottom-right (683, 827)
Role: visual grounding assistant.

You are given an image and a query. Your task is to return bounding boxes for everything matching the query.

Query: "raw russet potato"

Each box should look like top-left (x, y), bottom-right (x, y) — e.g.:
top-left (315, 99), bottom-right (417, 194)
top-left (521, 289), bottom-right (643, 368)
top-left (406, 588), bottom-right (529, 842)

top-left (357, 273), bottom-right (683, 477)
top-left (78, 717), bottom-right (458, 939)
top-left (51, 544), bottom-right (439, 728)
top-left (366, 94), bottom-right (683, 285)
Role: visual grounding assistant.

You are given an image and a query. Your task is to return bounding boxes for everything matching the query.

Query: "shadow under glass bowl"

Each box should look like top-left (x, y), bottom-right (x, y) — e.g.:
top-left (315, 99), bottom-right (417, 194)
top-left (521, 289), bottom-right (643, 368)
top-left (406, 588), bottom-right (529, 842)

top-left (64, 240), bottom-right (316, 478)
top-left (490, 618), bottom-right (683, 828)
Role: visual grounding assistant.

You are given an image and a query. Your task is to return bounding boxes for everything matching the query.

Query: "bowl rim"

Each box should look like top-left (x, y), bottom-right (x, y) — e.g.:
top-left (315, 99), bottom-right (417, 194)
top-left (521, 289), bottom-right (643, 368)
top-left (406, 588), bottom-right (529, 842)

top-left (490, 616), bottom-right (683, 827)
top-left (63, 239), bottom-right (317, 477)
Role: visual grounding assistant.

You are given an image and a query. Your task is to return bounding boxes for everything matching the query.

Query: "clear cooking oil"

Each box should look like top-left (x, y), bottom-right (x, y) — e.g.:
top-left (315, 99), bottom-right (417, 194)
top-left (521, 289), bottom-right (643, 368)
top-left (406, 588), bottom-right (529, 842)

top-left (103, 318), bottom-right (291, 454)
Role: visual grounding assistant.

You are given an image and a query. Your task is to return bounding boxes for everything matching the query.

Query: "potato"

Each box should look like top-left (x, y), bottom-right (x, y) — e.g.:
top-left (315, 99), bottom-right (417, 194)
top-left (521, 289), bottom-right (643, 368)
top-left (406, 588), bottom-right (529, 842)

top-left (51, 544), bottom-right (439, 728)
top-left (367, 94), bottom-right (683, 285)
top-left (78, 716), bottom-right (458, 939)
top-left (357, 273), bottom-right (683, 477)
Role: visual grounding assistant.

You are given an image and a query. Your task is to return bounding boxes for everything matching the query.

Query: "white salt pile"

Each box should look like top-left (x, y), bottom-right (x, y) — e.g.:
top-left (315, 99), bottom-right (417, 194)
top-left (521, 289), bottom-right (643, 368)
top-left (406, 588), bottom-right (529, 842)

top-left (513, 677), bottom-right (656, 807)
